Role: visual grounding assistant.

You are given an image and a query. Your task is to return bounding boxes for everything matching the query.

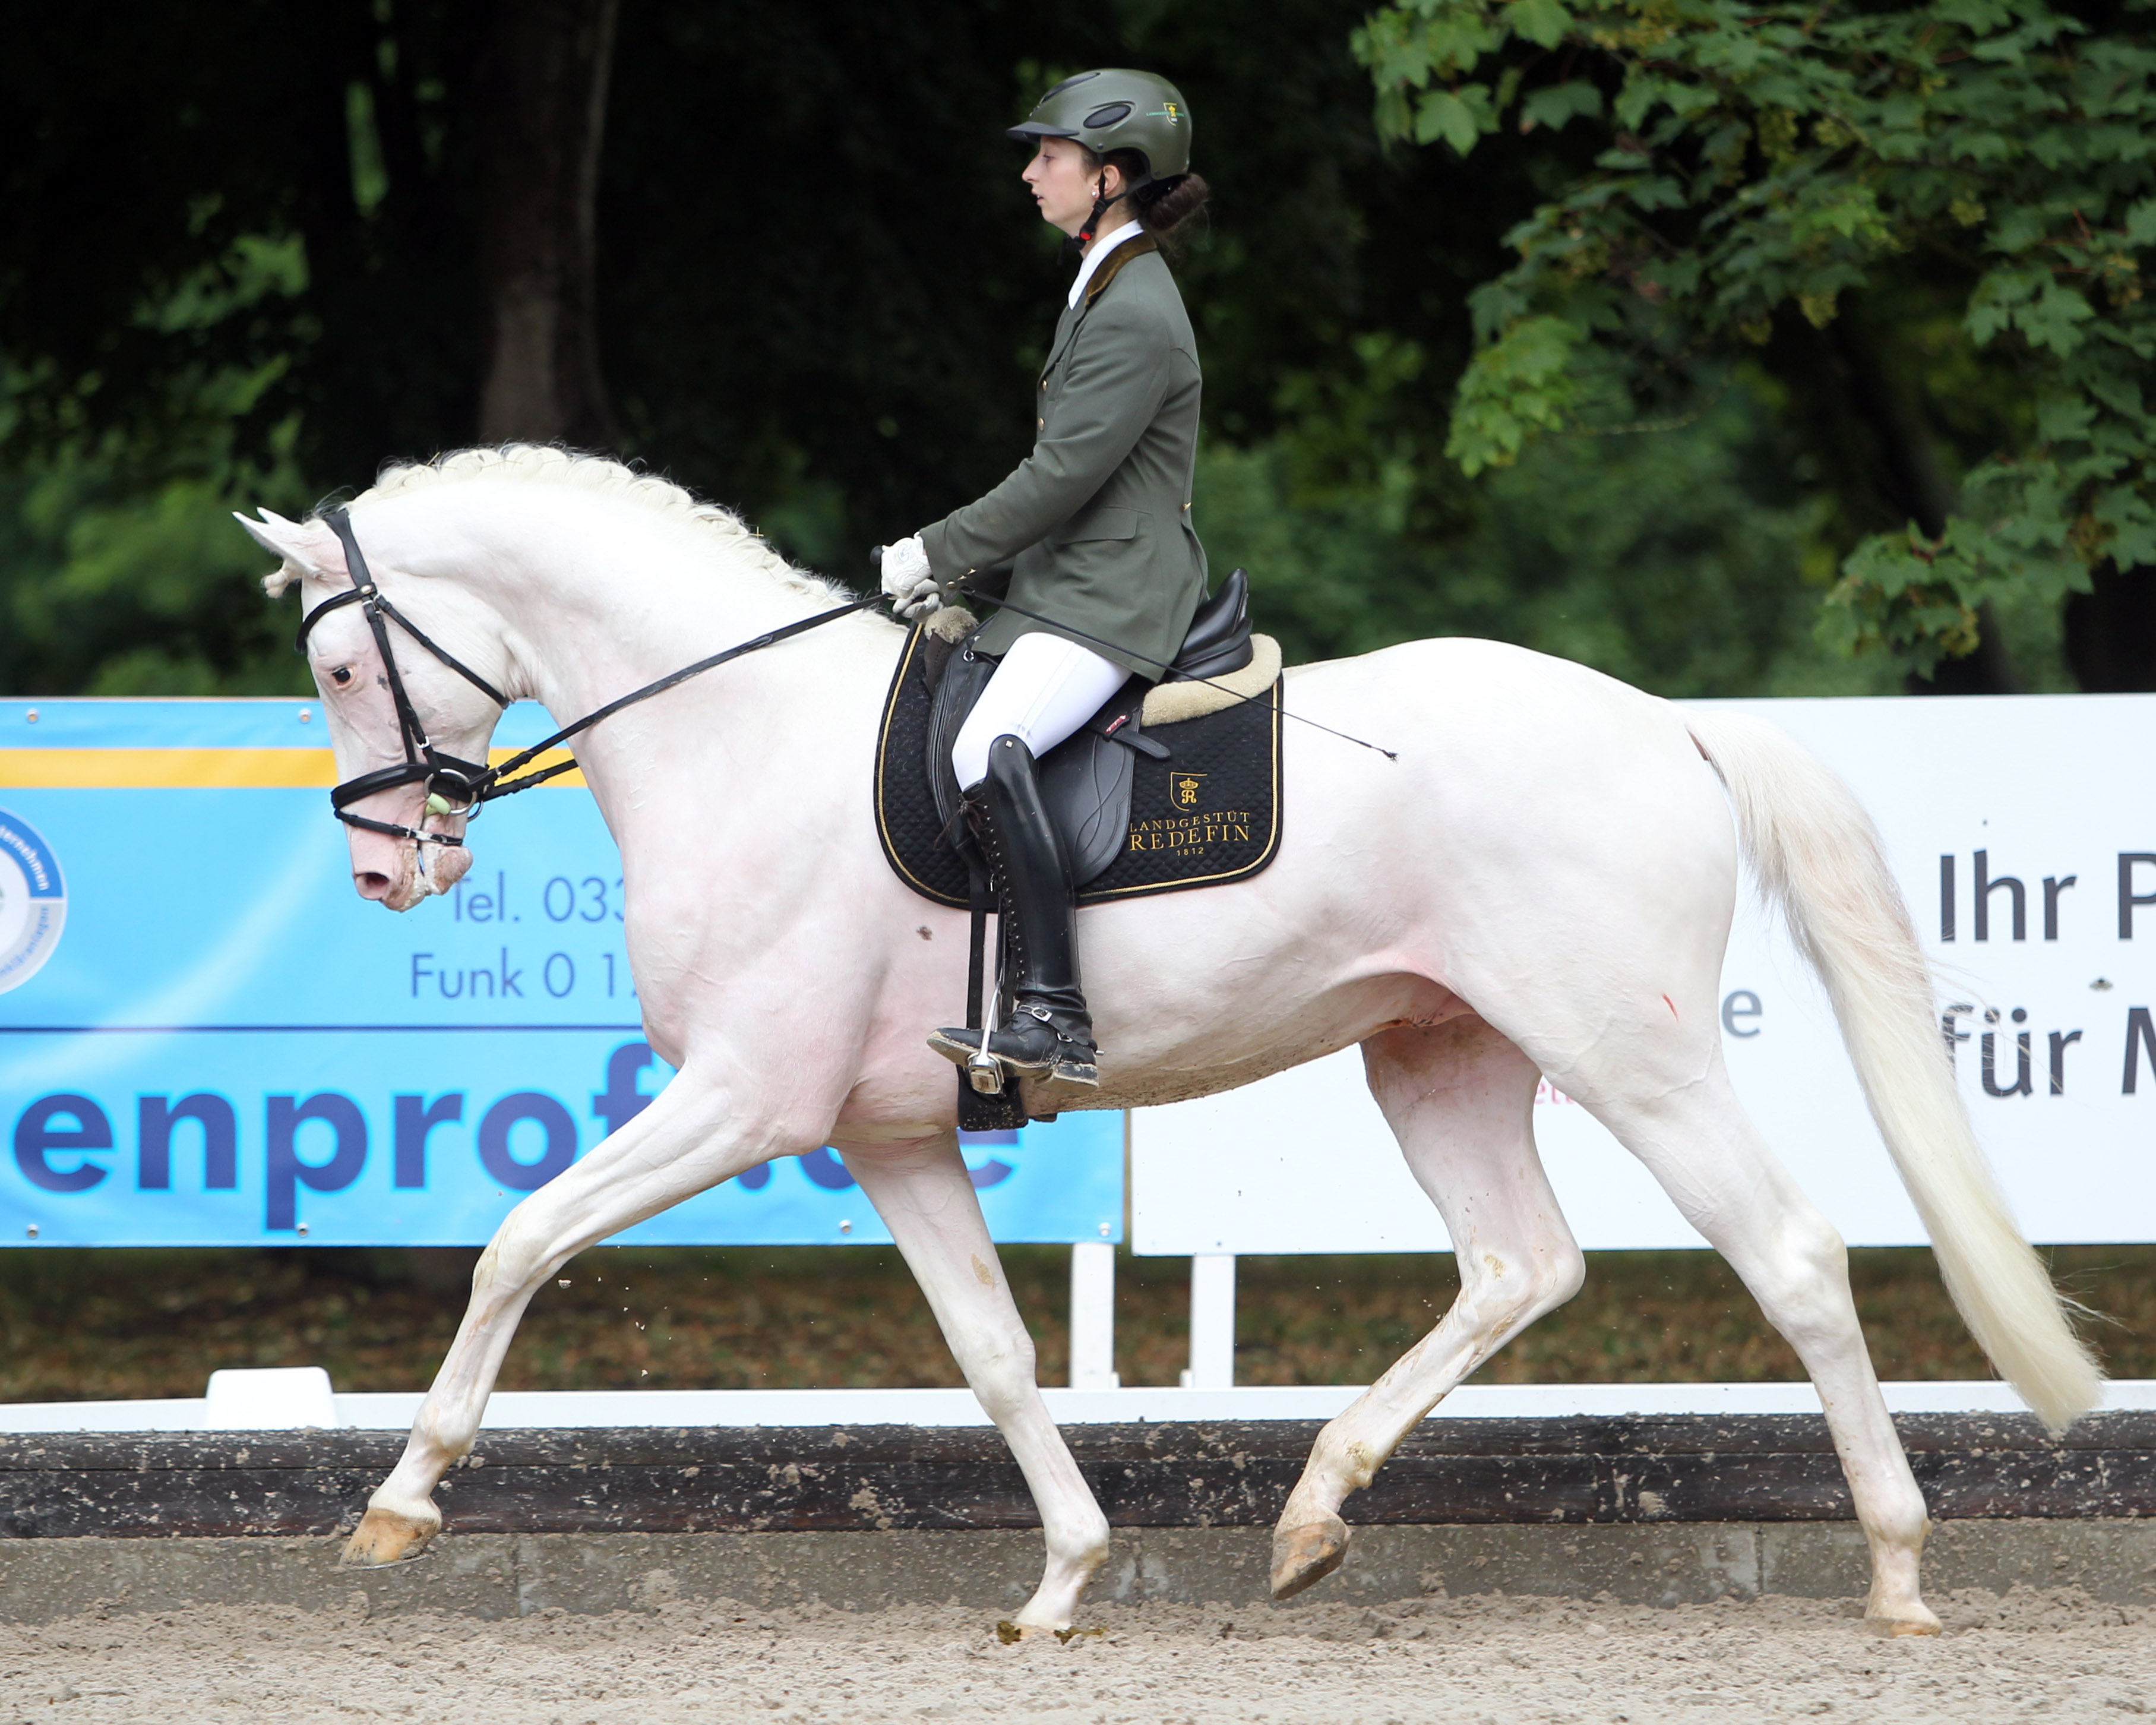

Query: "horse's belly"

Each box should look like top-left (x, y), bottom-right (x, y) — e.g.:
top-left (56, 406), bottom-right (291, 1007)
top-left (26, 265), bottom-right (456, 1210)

top-left (1086, 975), bottom-right (1464, 1110)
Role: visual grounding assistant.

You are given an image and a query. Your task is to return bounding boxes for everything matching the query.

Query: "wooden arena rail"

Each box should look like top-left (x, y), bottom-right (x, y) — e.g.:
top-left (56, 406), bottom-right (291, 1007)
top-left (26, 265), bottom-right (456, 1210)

top-left (5, 1414), bottom-right (2153, 1540)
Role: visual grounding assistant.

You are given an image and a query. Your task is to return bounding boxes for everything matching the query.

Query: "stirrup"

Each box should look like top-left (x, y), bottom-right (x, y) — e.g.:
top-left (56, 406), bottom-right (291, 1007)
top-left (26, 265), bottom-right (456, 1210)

top-left (926, 1006), bottom-right (1099, 1093)
top-left (965, 1023), bottom-right (1004, 1095)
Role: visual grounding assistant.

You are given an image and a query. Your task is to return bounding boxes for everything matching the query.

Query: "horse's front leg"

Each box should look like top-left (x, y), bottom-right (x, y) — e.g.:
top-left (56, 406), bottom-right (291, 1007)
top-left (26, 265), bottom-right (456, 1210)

top-left (846, 1135), bottom-right (1112, 1634)
top-left (343, 1076), bottom-right (767, 1566)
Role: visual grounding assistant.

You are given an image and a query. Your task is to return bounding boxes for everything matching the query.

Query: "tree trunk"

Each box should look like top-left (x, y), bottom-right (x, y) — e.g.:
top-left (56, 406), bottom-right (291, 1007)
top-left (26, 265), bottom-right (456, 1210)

top-left (1769, 306), bottom-right (2021, 694)
top-left (475, 0), bottom-right (622, 448)
top-left (2064, 562), bottom-right (2156, 690)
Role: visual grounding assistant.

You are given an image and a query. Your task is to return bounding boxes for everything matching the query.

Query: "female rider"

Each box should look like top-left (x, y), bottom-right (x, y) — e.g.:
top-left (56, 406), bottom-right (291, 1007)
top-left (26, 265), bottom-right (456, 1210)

top-left (878, 68), bottom-right (1212, 1104)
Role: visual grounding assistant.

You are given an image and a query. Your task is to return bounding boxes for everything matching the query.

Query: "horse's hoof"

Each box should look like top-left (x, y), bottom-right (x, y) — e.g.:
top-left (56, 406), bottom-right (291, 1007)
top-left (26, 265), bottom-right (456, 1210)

top-left (995, 1620), bottom-right (1052, 1643)
top-left (1270, 1514), bottom-right (1350, 1600)
top-left (341, 1505), bottom-right (439, 1568)
top-left (1870, 1607), bottom-right (1943, 1638)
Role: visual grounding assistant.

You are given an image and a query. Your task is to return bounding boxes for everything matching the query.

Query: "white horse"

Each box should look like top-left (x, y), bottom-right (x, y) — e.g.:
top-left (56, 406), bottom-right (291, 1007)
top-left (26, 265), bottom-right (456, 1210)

top-left (238, 444), bottom-right (2099, 1637)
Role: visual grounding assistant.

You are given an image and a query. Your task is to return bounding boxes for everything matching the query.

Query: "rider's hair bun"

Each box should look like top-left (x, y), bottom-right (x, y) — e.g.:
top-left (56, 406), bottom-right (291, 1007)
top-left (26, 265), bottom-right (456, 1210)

top-left (1134, 172), bottom-right (1210, 240)
top-left (1094, 149), bottom-right (1211, 253)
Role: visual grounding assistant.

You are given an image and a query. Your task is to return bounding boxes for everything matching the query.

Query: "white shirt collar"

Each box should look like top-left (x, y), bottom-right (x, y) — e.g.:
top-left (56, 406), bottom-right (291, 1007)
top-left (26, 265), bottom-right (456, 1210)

top-left (1067, 221), bottom-right (1143, 309)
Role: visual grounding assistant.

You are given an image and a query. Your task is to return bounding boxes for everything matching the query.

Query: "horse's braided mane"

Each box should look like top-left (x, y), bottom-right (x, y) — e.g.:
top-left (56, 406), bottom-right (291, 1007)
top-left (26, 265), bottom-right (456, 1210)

top-left (279, 443), bottom-right (870, 612)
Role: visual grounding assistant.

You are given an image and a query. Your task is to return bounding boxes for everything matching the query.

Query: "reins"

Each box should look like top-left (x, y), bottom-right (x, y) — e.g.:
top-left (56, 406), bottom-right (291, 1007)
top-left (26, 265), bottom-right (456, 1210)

top-left (474, 592), bottom-right (884, 801)
top-left (292, 509), bottom-right (1393, 864)
top-left (296, 507), bottom-right (881, 855)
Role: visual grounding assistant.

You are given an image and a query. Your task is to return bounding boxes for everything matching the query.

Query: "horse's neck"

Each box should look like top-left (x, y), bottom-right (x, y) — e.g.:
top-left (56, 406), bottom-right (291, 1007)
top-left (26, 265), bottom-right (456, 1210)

top-left (387, 488), bottom-right (891, 841)
top-left (369, 489), bottom-right (805, 710)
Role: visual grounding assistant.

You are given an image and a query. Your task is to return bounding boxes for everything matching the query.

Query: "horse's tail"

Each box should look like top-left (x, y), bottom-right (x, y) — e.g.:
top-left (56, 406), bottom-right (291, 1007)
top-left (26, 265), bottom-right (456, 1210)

top-left (1683, 708), bottom-right (2102, 1434)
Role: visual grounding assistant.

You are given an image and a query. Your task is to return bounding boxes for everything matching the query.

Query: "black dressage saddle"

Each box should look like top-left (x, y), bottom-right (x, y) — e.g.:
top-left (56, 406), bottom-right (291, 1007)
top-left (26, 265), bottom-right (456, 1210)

top-left (874, 568), bottom-right (1283, 908)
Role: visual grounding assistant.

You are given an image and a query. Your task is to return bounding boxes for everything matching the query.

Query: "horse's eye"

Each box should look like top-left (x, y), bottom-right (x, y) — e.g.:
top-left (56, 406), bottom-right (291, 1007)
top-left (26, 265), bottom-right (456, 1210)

top-left (330, 666), bottom-right (353, 686)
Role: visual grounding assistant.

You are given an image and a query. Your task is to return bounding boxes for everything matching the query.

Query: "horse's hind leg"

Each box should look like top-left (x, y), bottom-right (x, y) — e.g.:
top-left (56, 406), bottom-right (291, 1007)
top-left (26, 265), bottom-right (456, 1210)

top-left (845, 1136), bottom-right (1111, 1634)
top-left (1272, 1016), bottom-right (1583, 1600)
top-left (1580, 1062), bottom-right (1940, 1634)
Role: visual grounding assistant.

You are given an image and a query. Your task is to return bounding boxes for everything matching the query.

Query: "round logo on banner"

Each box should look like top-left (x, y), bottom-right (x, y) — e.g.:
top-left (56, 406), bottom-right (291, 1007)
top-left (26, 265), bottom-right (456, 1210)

top-left (0, 808), bottom-right (67, 994)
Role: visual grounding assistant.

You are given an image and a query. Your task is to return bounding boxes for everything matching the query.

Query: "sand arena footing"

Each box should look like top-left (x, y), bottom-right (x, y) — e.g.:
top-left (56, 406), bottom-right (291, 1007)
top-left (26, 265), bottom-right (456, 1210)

top-left (2, 1521), bottom-right (2153, 1623)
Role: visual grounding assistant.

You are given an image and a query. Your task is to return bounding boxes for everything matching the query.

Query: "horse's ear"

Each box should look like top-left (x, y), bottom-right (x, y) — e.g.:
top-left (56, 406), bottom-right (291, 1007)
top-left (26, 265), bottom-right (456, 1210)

top-left (234, 508), bottom-right (346, 595)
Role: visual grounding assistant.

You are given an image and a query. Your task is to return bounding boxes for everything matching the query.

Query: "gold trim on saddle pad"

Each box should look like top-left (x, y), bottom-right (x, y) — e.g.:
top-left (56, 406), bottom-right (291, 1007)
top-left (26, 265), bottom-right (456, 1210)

top-left (872, 623), bottom-right (1285, 911)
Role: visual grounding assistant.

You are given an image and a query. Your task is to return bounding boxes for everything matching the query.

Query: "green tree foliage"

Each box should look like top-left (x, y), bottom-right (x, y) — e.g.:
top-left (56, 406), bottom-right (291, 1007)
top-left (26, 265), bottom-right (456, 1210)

top-left (1201, 369), bottom-right (1899, 694)
top-left (1354, 0), bottom-right (2156, 678)
top-left (0, 234), bottom-right (315, 695)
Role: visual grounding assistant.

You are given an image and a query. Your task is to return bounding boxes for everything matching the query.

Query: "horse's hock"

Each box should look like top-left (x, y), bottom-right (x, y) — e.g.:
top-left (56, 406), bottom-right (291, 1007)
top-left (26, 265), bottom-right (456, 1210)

top-left (4, 1414), bottom-right (2154, 1622)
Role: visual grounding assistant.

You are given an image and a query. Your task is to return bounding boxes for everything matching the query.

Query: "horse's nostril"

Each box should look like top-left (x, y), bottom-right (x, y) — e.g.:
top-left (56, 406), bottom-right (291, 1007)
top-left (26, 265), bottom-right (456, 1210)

top-left (355, 870), bottom-right (393, 900)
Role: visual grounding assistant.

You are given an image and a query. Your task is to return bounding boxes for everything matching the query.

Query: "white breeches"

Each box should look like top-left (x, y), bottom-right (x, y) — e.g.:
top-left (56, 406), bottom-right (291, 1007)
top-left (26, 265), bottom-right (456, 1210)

top-left (951, 631), bottom-right (1128, 791)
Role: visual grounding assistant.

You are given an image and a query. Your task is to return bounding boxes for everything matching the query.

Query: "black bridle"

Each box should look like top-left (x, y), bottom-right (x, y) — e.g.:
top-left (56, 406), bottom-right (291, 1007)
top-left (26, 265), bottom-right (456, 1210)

top-left (295, 506), bottom-right (883, 857)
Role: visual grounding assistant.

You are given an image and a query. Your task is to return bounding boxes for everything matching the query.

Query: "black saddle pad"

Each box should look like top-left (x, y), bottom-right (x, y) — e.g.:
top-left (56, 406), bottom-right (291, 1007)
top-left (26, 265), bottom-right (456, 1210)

top-left (874, 623), bottom-right (1284, 909)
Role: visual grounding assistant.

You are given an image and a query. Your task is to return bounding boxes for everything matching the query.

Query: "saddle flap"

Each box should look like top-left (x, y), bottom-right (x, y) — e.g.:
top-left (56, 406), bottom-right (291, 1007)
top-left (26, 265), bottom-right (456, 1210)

top-left (925, 631), bottom-right (1145, 890)
top-left (925, 640), bottom-right (998, 865)
top-left (1039, 680), bottom-right (1147, 888)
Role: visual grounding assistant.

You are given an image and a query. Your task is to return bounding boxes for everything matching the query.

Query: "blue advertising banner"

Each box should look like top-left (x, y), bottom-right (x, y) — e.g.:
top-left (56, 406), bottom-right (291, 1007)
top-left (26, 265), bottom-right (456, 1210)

top-left (0, 699), bottom-right (1123, 1248)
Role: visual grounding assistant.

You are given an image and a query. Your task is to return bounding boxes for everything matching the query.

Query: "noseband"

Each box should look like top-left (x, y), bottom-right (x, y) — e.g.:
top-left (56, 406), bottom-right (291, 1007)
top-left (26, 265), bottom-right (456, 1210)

top-left (293, 506), bottom-right (885, 858)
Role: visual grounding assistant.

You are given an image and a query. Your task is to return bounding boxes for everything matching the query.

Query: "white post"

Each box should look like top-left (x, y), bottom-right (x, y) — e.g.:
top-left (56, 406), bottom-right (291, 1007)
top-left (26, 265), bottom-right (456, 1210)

top-left (1186, 1253), bottom-right (1237, 1388)
top-left (1068, 1240), bottom-right (1119, 1389)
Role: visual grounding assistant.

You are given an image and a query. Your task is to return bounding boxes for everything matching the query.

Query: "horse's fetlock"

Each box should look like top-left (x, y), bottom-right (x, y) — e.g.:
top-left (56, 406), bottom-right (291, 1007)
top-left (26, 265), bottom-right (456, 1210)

top-left (1864, 1501), bottom-right (1931, 1557)
top-left (1055, 1518), bottom-right (1112, 1574)
top-left (402, 1419), bottom-right (474, 1480)
top-left (1309, 1424), bottom-right (1379, 1497)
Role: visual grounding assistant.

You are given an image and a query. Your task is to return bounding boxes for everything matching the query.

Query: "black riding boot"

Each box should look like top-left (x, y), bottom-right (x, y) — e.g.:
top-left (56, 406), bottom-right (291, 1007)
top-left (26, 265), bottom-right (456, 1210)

top-left (927, 734), bottom-right (1100, 1097)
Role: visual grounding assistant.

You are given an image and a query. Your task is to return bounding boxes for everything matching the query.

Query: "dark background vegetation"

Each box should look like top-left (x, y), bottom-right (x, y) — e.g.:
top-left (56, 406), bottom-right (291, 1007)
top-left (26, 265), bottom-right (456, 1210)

top-left (3, 1), bottom-right (2148, 1397)
top-left (12, 0), bottom-right (2058, 701)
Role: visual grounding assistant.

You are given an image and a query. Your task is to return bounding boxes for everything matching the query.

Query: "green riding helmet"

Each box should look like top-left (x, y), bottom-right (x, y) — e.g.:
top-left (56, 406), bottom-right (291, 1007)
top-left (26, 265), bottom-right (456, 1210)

top-left (1008, 68), bottom-right (1192, 184)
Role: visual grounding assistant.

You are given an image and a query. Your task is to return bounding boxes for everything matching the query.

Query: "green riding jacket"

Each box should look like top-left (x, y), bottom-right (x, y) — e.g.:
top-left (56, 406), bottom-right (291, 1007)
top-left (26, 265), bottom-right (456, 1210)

top-left (920, 236), bottom-right (1209, 680)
